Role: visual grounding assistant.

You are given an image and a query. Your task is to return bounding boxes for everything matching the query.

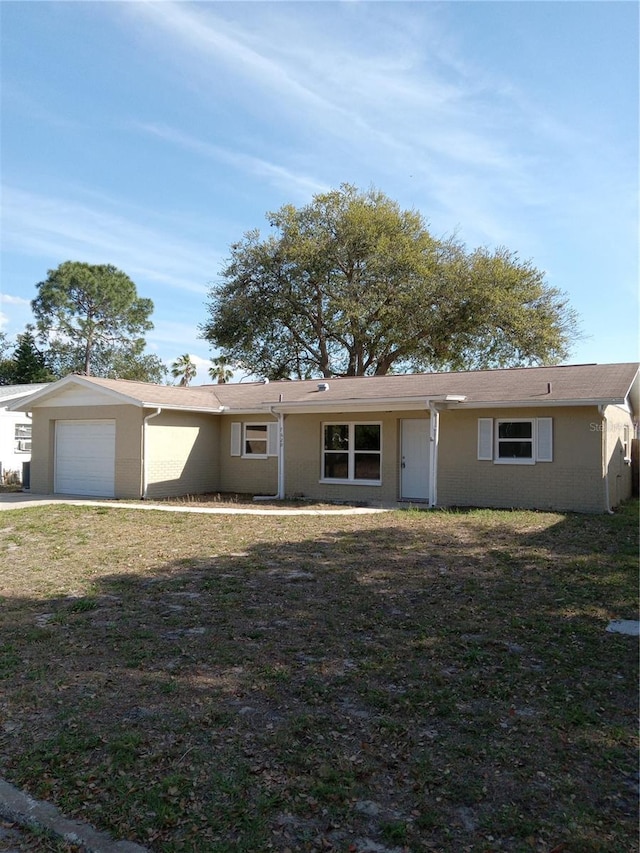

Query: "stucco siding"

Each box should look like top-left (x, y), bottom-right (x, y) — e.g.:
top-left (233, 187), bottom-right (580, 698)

top-left (145, 411), bottom-right (220, 498)
top-left (29, 405), bottom-right (143, 498)
top-left (437, 406), bottom-right (606, 513)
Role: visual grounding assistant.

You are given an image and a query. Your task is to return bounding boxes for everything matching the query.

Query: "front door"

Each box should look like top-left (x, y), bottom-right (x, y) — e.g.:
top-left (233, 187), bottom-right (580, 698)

top-left (401, 419), bottom-right (430, 501)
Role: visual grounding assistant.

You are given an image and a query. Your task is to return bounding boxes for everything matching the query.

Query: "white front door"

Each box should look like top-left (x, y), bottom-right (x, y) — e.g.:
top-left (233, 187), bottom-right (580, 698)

top-left (401, 419), bottom-right (430, 501)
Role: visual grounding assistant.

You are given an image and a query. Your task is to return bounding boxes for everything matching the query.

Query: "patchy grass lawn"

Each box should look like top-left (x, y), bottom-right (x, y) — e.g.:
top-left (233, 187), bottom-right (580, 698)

top-left (0, 501), bottom-right (637, 853)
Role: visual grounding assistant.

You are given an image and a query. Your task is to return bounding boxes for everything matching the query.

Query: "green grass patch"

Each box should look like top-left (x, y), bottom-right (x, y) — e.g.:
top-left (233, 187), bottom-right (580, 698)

top-left (0, 500), bottom-right (637, 852)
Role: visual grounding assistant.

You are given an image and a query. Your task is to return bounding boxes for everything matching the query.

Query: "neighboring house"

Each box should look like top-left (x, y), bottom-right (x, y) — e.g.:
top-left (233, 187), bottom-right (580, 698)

top-left (10, 363), bottom-right (639, 513)
top-left (0, 384), bottom-right (49, 483)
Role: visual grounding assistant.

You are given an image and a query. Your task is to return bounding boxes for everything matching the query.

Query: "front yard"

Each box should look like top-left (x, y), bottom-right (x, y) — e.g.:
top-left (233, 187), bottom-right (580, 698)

top-left (0, 502), bottom-right (637, 852)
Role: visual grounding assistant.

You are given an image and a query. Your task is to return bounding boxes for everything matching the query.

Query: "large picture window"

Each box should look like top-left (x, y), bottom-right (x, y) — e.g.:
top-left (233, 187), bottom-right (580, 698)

top-left (322, 423), bottom-right (381, 483)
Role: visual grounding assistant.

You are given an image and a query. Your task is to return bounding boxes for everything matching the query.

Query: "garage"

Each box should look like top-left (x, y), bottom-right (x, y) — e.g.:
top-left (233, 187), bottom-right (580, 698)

top-left (55, 419), bottom-right (116, 497)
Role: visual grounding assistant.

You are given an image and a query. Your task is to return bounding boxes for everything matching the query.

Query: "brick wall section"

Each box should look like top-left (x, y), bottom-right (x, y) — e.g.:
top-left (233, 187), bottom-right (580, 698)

top-left (437, 406), bottom-right (610, 513)
top-left (145, 411), bottom-right (220, 499)
top-left (28, 399), bottom-right (633, 511)
top-left (280, 410), bottom-right (427, 505)
top-left (218, 416), bottom-right (278, 495)
top-left (221, 407), bottom-right (626, 512)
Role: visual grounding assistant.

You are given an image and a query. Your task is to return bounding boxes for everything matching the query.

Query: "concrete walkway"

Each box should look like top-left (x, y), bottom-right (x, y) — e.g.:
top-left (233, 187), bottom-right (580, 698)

top-left (0, 492), bottom-right (390, 516)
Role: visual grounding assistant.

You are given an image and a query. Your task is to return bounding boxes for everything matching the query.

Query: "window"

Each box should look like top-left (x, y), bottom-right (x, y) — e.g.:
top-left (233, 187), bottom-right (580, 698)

top-left (497, 420), bottom-right (533, 460)
top-left (14, 423), bottom-right (32, 453)
top-left (245, 424), bottom-right (268, 455)
top-left (230, 422), bottom-right (278, 458)
top-left (478, 418), bottom-right (552, 464)
top-left (322, 423), bottom-right (381, 483)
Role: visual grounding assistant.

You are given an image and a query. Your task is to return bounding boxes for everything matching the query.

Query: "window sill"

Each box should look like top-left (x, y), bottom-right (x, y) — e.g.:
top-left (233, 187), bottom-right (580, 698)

top-left (493, 459), bottom-right (536, 465)
top-left (319, 479), bottom-right (381, 486)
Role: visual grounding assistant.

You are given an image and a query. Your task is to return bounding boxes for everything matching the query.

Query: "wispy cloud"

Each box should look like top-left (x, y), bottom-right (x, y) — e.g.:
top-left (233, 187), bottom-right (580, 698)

top-left (135, 123), bottom-right (328, 199)
top-left (126, 1), bottom-right (336, 117)
top-left (120, 1), bottom-right (565, 247)
top-left (2, 186), bottom-right (219, 295)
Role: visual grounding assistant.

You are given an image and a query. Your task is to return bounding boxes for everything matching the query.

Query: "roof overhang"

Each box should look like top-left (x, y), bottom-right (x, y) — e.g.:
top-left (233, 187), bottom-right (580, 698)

top-left (9, 374), bottom-right (226, 413)
top-left (258, 394), bottom-right (467, 415)
top-left (458, 397), bottom-right (633, 410)
top-left (9, 374), bottom-right (142, 411)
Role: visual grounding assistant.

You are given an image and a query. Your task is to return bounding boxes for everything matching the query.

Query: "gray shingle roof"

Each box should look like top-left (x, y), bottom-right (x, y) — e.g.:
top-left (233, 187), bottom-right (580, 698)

top-left (12, 364), bottom-right (640, 415)
top-left (209, 362), bottom-right (639, 409)
top-left (0, 384), bottom-right (50, 403)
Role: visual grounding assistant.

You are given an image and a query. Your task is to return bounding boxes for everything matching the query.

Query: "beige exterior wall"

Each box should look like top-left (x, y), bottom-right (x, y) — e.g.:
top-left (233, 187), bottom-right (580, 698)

top-left (281, 410), bottom-right (428, 505)
top-left (28, 398), bottom-right (633, 512)
top-left (437, 406), bottom-right (607, 513)
top-left (220, 407), bottom-right (618, 512)
top-left (145, 411), bottom-right (220, 499)
top-left (600, 405), bottom-right (635, 508)
top-left (29, 404), bottom-right (144, 498)
top-left (218, 415), bottom-right (279, 495)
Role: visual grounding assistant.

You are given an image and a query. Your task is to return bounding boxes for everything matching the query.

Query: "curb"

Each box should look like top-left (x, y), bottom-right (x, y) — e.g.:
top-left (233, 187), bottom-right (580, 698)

top-left (0, 779), bottom-right (148, 853)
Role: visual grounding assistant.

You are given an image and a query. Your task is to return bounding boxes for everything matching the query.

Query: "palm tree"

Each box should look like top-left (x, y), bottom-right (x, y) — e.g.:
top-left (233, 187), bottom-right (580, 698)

top-left (171, 353), bottom-right (197, 386)
top-left (208, 356), bottom-right (234, 384)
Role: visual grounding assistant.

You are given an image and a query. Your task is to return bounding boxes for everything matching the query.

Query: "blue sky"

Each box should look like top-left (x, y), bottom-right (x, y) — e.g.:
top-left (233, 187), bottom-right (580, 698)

top-left (1, 0), bottom-right (638, 384)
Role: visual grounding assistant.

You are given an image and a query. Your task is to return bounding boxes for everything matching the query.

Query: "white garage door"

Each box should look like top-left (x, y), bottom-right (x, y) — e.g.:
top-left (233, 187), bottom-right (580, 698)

top-left (55, 420), bottom-right (116, 497)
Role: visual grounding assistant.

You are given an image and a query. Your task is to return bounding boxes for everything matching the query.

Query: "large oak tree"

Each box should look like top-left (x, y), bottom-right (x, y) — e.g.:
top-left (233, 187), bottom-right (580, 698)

top-left (201, 184), bottom-right (580, 379)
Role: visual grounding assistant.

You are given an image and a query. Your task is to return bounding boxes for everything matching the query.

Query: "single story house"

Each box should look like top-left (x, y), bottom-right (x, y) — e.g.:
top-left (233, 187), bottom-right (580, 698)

top-left (0, 384), bottom-right (49, 484)
top-left (10, 362), bottom-right (639, 513)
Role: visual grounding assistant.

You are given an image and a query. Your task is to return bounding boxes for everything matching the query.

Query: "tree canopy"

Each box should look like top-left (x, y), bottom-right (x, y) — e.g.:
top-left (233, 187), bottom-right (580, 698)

top-left (209, 356), bottom-right (234, 384)
top-left (201, 184), bottom-right (580, 379)
top-left (32, 261), bottom-right (163, 380)
top-left (171, 353), bottom-right (197, 386)
top-left (0, 327), bottom-right (56, 385)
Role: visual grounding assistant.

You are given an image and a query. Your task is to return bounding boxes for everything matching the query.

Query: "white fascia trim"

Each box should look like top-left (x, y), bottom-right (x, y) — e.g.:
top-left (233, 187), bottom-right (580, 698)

top-left (2, 387), bottom-right (49, 406)
top-left (262, 395), bottom-right (467, 415)
top-left (140, 403), bottom-right (227, 413)
top-left (9, 374), bottom-right (147, 410)
top-left (8, 376), bottom-right (89, 410)
top-left (10, 374), bottom-right (226, 414)
top-left (458, 397), bottom-right (628, 410)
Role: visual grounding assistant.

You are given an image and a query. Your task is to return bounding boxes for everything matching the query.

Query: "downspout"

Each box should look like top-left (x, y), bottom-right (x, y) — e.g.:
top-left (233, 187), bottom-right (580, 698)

top-left (254, 408), bottom-right (284, 501)
top-left (142, 407), bottom-right (162, 499)
top-left (275, 409), bottom-right (284, 500)
top-left (599, 404), bottom-right (614, 514)
top-left (428, 402), bottom-right (440, 508)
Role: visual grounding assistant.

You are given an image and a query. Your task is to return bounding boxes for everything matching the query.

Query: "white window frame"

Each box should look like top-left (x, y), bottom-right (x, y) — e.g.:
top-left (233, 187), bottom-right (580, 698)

top-left (478, 417), bottom-right (553, 464)
top-left (494, 418), bottom-right (535, 465)
top-left (14, 423), bottom-right (32, 453)
top-left (230, 422), bottom-right (278, 459)
top-left (320, 422), bottom-right (382, 485)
